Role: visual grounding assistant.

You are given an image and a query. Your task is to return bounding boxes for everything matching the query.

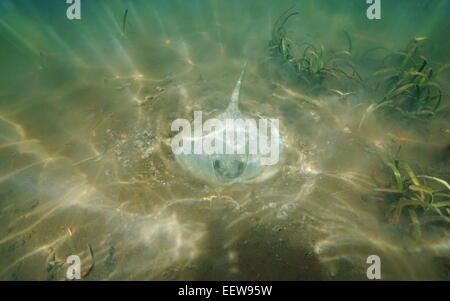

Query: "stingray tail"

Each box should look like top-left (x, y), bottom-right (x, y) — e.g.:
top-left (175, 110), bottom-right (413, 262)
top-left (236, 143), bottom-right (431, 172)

top-left (227, 62), bottom-right (247, 114)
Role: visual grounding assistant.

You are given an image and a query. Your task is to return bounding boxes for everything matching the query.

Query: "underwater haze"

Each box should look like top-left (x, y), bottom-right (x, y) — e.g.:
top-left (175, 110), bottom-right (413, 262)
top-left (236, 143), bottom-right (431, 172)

top-left (0, 0), bottom-right (449, 280)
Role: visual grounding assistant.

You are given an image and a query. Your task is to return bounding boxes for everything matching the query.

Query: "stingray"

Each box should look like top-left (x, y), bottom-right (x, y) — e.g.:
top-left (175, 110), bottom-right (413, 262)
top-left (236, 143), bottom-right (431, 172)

top-left (174, 66), bottom-right (284, 185)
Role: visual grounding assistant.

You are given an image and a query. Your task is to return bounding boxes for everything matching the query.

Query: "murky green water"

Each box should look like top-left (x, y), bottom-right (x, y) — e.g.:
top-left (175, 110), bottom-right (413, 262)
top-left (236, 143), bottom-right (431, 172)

top-left (0, 0), bottom-right (449, 280)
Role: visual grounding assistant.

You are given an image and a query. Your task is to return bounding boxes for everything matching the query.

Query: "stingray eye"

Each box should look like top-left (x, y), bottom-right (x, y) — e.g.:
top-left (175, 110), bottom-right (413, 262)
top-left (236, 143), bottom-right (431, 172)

top-left (213, 158), bottom-right (246, 180)
top-left (213, 159), bottom-right (221, 170)
top-left (213, 159), bottom-right (228, 177)
top-left (236, 161), bottom-right (245, 174)
top-left (213, 159), bottom-right (229, 178)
